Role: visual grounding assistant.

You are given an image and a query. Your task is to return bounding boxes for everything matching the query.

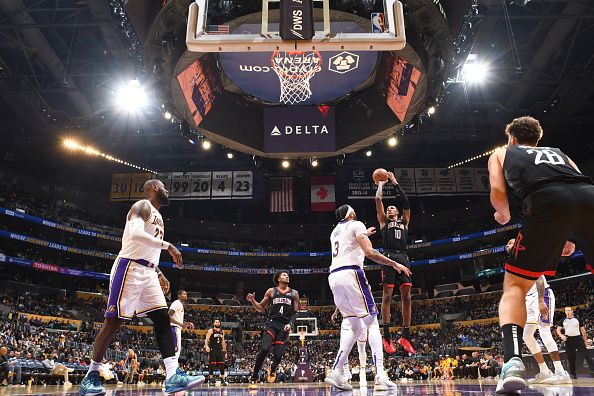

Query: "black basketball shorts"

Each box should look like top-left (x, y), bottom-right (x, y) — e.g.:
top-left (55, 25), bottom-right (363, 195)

top-left (381, 251), bottom-right (412, 289)
top-left (505, 182), bottom-right (594, 280)
top-left (263, 320), bottom-right (290, 345)
top-left (209, 349), bottom-right (225, 365)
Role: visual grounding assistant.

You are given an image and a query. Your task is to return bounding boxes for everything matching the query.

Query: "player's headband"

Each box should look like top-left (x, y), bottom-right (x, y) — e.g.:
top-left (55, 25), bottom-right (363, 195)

top-left (343, 205), bottom-right (355, 220)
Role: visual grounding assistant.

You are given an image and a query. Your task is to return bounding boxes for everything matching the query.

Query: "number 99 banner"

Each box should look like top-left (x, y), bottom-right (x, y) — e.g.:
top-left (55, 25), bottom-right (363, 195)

top-left (111, 171), bottom-right (253, 201)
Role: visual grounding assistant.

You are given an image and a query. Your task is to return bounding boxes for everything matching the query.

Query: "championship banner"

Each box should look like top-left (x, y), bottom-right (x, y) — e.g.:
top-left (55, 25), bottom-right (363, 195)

top-left (435, 168), bottom-right (457, 193)
top-left (474, 169), bottom-right (490, 192)
top-left (393, 168), bottom-right (416, 193)
top-left (454, 168), bottom-right (477, 193)
top-left (414, 168), bottom-right (437, 194)
top-left (311, 176), bottom-right (336, 212)
top-left (347, 168), bottom-right (396, 199)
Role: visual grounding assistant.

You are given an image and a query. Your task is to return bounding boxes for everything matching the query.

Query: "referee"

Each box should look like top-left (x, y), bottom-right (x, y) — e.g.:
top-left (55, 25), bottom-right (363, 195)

top-left (556, 306), bottom-right (594, 379)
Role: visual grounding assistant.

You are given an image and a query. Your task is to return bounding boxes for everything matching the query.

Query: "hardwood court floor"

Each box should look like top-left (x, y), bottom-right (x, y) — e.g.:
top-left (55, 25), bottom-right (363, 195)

top-left (1, 378), bottom-right (593, 395)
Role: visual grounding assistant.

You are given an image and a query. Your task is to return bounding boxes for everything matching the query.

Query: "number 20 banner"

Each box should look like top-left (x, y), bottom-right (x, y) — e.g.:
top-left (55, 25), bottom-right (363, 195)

top-left (110, 171), bottom-right (253, 201)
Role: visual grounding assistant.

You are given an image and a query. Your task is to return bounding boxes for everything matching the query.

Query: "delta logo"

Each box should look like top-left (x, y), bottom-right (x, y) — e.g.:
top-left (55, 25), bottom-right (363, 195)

top-left (270, 124), bottom-right (330, 136)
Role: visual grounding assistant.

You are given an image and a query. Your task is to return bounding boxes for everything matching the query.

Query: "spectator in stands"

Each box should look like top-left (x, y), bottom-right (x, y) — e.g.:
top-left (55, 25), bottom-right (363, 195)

top-left (40, 353), bottom-right (74, 385)
top-left (7, 350), bottom-right (22, 386)
top-left (1, 346), bottom-right (9, 386)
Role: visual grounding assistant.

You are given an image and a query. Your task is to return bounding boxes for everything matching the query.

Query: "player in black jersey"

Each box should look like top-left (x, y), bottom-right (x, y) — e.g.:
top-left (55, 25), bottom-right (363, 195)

top-left (246, 270), bottom-right (299, 387)
top-left (204, 319), bottom-right (227, 386)
top-left (488, 116), bottom-right (594, 394)
top-left (375, 171), bottom-right (415, 355)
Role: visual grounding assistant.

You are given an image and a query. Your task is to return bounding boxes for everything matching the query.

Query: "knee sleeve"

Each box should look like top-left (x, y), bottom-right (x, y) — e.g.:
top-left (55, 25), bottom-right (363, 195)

top-left (539, 326), bottom-right (558, 353)
top-left (523, 323), bottom-right (541, 354)
top-left (147, 309), bottom-right (176, 358)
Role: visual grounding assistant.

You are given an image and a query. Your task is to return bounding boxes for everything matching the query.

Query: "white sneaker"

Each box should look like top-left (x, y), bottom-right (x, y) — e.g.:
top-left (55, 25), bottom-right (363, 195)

top-left (344, 369), bottom-right (352, 381)
top-left (325, 371), bottom-right (353, 391)
top-left (550, 370), bottom-right (572, 384)
top-left (374, 375), bottom-right (397, 391)
top-left (527, 372), bottom-right (555, 384)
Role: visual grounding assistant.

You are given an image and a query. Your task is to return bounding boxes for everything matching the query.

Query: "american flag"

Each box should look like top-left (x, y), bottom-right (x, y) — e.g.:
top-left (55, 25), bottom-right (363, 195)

top-left (270, 177), bottom-right (294, 213)
top-left (206, 25), bottom-right (230, 35)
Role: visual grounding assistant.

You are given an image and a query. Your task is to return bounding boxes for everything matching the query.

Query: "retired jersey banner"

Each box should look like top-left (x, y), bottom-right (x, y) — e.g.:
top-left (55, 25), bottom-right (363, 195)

top-left (311, 176), bottom-right (336, 212)
top-left (435, 168), bottom-right (457, 193)
top-left (414, 168), bottom-right (437, 194)
top-left (393, 168), bottom-right (416, 193)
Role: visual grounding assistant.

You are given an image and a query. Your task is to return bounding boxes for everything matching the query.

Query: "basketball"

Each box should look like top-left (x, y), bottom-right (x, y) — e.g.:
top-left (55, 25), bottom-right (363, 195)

top-left (372, 168), bottom-right (389, 184)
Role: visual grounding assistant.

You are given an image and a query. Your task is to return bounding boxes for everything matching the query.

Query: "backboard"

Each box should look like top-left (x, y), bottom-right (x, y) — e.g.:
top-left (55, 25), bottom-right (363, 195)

top-left (186, 0), bottom-right (406, 52)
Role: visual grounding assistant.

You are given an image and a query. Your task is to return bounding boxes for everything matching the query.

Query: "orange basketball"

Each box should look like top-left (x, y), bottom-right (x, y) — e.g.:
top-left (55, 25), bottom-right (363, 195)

top-left (372, 168), bottom-right (389, 184)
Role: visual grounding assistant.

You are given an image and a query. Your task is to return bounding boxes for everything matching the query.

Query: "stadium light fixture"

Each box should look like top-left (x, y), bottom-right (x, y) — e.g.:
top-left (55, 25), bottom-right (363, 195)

top-left (115, 79), bottom-right (148, 112)
top-left (227, 152), bottom-right (234, 159)
top-left (447, 145), bottom-right (506, 169)
top-left (311, 158), bottom-right (319, 167)
top-left (427, 106), bottom-right (436, 115)
top-left (164, 110), bottom-right (172, 120)
top-left (462, 55), bottom-right (489, 84)
top-left (202, 139), bottom-right (212, 150)
top-left (387, 136), bottom-right (398, 147)
top-left (188, 139), bottom-right (195, 145)
top-left (365, 150), bottom-right (372, 157)
top-left (61, 137), bottom-right (157, 173)
top-left (282, 160), bottom-right (290, 169)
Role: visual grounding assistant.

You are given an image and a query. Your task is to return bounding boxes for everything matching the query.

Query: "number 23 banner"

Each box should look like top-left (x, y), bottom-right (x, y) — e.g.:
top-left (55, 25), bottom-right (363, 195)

top-left (110, 171), bottom-right (253, 201)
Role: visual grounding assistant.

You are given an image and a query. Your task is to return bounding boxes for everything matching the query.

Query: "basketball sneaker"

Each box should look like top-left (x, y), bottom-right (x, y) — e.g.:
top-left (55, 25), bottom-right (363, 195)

top-left (495, 357), bottom-right (526, 394)
top-left (79, 371), bottom-right (105, 396)
top-left (374, 375), bottom-right (397, 391)
top-left (527, 372), bottom-right (555, 384)
top-left (552, 370), bottom-right (572, 384)
top-left (382, 337), bottom-right (396, 354)
top-left (398, 337), bottom-right (416, 354)
top-left (324, 371), bottom-right (353, 391)
top-left (164, 368), bottom-right (205, 393)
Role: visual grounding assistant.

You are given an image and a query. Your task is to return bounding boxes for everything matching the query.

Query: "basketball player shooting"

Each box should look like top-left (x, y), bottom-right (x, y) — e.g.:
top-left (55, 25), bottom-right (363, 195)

top-left (488, 116), bottom-right (594, 394)
top-left (79, 179), bottom-right (204, 395)
top-left (325, 204), bottom-right (410, 391)
top-left (246, 271), bottom-right (299, 388)
top-left (375, 170), bottom-right (415, 354)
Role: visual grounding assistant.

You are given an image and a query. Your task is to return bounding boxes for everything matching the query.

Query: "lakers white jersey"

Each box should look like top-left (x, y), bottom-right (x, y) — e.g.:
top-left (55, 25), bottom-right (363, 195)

top-left (118, 200), bottom-right (164, 266)
top-left (170, 299), bottom-right (184, 328)
top-left (329, 220), bottom-right (368, 272)
top-left (526, 275), bottom-right (550, 297)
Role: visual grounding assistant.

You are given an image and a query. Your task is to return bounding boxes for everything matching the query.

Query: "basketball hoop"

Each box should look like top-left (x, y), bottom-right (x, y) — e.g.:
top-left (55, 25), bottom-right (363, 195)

top-left (297, 325), bottom-right (308, 347)
top-left (271, 51), bottom-right (322, 105)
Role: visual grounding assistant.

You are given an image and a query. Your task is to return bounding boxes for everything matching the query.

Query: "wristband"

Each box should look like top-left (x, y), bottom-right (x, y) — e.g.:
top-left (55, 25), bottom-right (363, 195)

top-left (161, 241), bottom-right (170, 250)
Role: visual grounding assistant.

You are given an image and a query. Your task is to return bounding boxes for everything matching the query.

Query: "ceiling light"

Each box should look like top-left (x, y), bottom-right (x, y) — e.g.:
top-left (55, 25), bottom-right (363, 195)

top-left (462, 61), bottom-right (489, 84)
top-left (365, 150), bottom-right (372, 157)
top-left (387, 136), bottom-right (398, 147)
top-left (427, 106), bottom-right (436, 115)
top-left (227, 152), bottom-right (234, 159)
top-left (115, 79), bottom-right (147, 112)
top-left (311, 159), bottom-right (319, 167)
top-left (282, 160), bottom-right (290, 169)
top-left (202, 140), bottom-right (211, 150)
top-left (164, 111), bottom-right (172, 120)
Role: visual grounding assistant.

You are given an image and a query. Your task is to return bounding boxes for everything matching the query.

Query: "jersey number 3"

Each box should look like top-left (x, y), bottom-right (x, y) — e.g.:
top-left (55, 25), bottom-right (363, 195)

top-left (332, 241), bottom-right (339, 258)
top-left (526, 149), bottom-right (565, 166)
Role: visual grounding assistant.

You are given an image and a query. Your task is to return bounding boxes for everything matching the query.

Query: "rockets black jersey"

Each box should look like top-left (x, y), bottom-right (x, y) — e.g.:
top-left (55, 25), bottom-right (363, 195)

top-left (381, 219), bottom-right (408, 251)
top-left (208, 328), bottom-right (224, 351)
top-left (503, 145), bottom-right (591, 200)
top-left (268, 287), bottom-right (295, 325)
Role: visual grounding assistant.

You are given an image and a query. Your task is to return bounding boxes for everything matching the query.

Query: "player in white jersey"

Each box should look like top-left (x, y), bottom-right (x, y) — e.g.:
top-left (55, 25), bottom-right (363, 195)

top-left (325, 204), bottom-right (411, 391)
top-left (80, 180), bottom-right (204, 396)
top-left (169, 290), bottom-right (195, 359)
top-left (506, 239), bottom-right (573, 385)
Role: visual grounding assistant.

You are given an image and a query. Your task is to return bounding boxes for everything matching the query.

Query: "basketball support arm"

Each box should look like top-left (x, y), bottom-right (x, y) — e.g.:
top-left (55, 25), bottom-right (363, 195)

top-left (186, 0), bottom-right (406, 52)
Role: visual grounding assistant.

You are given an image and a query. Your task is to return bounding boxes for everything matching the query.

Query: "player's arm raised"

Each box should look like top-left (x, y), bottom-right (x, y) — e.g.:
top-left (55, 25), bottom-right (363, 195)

top-left (286, 290), bottom-right (301, 332)
top-left (204, 328), bottom-right (212, 352)
top-left (246, 288), bottom-right (273, 312)
top-left (488, 148), bottom-right (511, 225)
top-left (355, 230), bottom-right (411, 276)
top-left (127, 200), bottom-right (183, 268)
top-left (389, 171), bottom-right (411, 228)
top-left (375, 180), bottom-right (388, 229)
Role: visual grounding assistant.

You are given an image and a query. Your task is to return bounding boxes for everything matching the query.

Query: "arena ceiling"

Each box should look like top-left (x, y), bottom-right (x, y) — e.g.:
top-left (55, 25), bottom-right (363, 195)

top-left (0, 0), bottom-right (593, 176)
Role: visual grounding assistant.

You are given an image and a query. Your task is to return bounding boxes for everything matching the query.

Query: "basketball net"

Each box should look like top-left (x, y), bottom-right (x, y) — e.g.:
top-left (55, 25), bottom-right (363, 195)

top-left (298, 328), bottom-right (307, 348)
top-left (271, 51), bottom-right (322, 105)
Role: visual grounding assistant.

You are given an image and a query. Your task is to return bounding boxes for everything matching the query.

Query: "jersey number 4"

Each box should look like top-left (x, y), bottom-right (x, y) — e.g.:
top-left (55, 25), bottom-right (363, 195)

top-left (526, 149), bottom-right (566, 165)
